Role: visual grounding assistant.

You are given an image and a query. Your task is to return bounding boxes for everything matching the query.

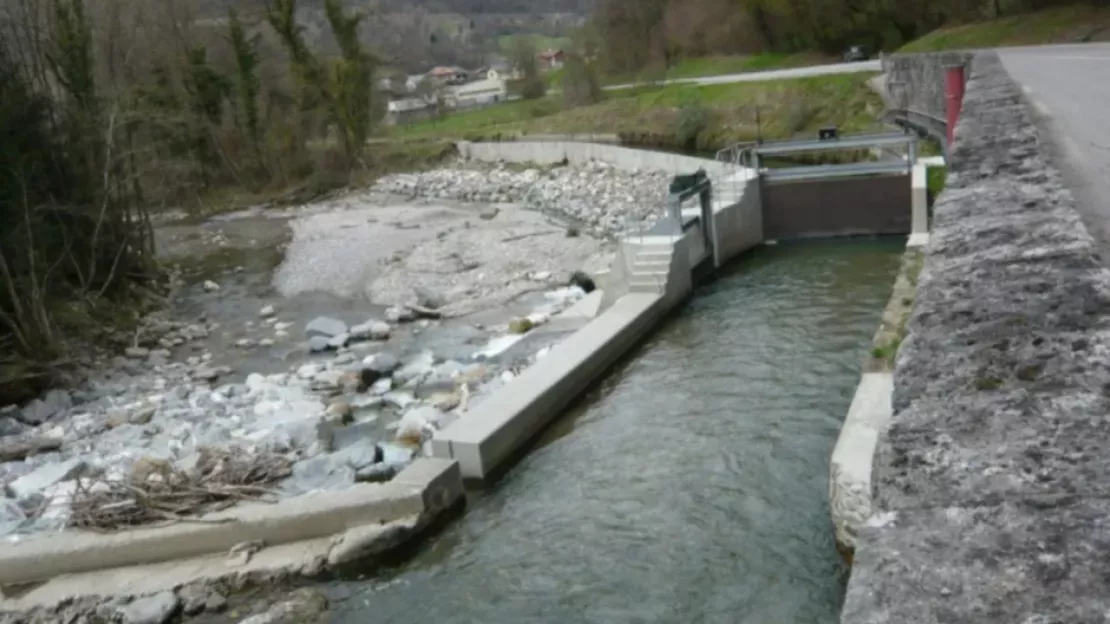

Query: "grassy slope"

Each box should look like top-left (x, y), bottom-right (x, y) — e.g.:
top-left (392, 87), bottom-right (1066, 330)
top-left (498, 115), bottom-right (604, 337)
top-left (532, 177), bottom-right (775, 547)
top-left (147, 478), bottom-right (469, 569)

top-left (392, 71), bottom-right (883, 151)
top-left (900, 4), bottom-right (1110, 52)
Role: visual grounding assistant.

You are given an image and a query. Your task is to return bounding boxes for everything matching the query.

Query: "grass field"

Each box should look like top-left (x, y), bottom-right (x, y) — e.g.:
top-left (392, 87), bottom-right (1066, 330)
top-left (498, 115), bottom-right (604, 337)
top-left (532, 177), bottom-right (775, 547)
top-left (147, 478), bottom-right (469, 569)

top-left (900, 5), bottom-right (1110, 52)
top-left (391, 71), bottom-right (883, 151)
top-left (602, 52), bottom-right (833, 86)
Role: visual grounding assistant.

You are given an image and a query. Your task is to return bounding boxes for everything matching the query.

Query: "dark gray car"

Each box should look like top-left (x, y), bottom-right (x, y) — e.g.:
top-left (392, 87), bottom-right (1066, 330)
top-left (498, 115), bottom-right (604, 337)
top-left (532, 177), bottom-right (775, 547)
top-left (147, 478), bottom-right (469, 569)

top-left (843, 45), bottom-right (868, 62)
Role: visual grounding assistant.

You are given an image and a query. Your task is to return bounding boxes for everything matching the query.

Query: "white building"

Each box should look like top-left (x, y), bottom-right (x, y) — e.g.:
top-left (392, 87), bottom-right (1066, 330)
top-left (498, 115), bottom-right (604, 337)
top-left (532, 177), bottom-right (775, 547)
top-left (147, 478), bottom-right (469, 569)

top-left (448, 76), bottom-right (508, 109)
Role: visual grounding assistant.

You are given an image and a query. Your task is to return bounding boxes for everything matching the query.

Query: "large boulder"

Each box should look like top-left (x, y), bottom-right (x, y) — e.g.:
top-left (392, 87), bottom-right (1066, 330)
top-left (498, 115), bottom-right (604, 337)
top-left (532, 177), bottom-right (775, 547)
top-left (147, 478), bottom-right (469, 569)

top-left (305, 316), bottom-right (348, 339)
top-left (18, 389), bottom-right (73, 425)
top-left (569, 270), bottom-right (597, 294)
top-left (114, 592), bottom-right (180, 624)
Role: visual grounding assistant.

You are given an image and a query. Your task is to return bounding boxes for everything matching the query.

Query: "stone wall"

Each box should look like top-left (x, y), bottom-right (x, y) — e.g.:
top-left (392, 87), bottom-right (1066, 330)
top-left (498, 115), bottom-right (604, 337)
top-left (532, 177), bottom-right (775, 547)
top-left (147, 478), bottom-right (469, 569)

top-left (841, 52), bottom-right (1110, 622)
top-left (880, 52), bottom-right (970, 117)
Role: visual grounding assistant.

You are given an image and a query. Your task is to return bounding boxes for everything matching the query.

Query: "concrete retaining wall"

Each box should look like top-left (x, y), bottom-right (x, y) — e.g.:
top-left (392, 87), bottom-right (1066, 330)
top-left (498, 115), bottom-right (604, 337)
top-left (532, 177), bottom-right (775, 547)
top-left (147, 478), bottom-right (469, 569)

top-left (841, 52), bottom-right (1110, 622)
top-left (0, 458), bottom-right (463, 586)
top-left (761, 174), bottom-right (912, 240)
top-left (432, 293), bottom-right (668, 478)
top-left (712, 175), bottom-right (763, 267)
top-left (457, 140), bottom-right (734, 179)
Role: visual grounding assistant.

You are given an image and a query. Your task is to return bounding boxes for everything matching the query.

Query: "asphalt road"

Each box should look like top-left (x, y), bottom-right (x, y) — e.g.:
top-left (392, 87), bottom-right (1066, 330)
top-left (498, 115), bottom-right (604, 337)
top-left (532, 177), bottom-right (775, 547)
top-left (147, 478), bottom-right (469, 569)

top-left (604, 59), bottom-right (882, 91)
top-left (999, 44), bottom-right (1110, 253)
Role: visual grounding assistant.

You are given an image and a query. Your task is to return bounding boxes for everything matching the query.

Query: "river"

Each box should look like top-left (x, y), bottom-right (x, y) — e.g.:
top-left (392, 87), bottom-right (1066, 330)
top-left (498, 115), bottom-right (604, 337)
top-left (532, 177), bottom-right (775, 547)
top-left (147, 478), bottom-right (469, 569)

top-left (324, 238), bottom-right (904, 624)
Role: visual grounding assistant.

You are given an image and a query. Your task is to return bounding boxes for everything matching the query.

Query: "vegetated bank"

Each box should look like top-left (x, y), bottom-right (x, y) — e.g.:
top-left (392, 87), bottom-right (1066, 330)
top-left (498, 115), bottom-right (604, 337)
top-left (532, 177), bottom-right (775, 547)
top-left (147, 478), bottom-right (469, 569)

top-left (0, 0), bottom-right (460, 406)
top-left (394, 72), bottom-right (885, 153)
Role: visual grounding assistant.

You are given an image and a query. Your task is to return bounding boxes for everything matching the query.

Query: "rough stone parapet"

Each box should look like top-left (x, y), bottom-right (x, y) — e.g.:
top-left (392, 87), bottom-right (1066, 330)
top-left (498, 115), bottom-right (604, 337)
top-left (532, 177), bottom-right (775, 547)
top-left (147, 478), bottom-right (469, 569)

top-left (880, 51), bottom-right (970, 116)
top-left (842, 52), bottom-right (1110, 622)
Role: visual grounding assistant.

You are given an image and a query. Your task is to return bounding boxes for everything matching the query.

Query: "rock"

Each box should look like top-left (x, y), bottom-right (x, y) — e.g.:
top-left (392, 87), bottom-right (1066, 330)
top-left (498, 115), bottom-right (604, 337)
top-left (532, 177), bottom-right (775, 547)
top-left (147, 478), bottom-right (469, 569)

top-left (238, 589), bottom-right (328, 624)
top-left (354, 462), bottom-right (398, 483)
top-left (325, 400), bottom-right (354, 425)
top-left (177, 583), bottom-right (227, 615)
top-left (569, 270), bottom-right (596, 294)
top-left (305, 316), bottom-right (348, 339)
top-left (116, 592), bottom-right (179, 624)
top-left (368, 322), bottom-right (391, 340)
top-left (0, 435), bottom-right (61, 464)
top-left (363, 352), bottom-right (399, 374)
top-left (334, 437), bottom-right (384, 469)
top-left (508, 318), bottom-right (535, 334)
top-left (308, 336), bottom-right (331, 353)
top-left (130, 406), bottom-right (156, 425)
top-left (370, 378), bottom-right (392, 395)
top-left (125, 346), bottom-right (150, 359)
top-left (0, 415), bottom-right (29, 438)
top-left (327, 332), bottom-right (350, 349)
top-left (104, 410), bottom-right (129, 429)
top-left (395, 406), bottom-right (441, 444)
top-left (297, 363), bottom-right (322, 379)
top-left (312, 369), bottom-right (347, 391)
top-left (259, 305), bottom-right (276, 318)
top-left (358, 368), bottom-right (383, 392)
top-left (385, 305), bottom-right (416, 324)
top-left (526, 312), bottom-right (551, 327)
top-left (287, 453), bottom-right (354, 494)
top-left (407, 304), bottom-right (442, 320)
top-left (205, 592), bottom-right (227, 613)
top-left (191, 365), bottom-right (228, 383)
top-left (326, 516), bottom-right (419, 566)
top-left (18, 389), bottom-right (72, 425)
top-left (427, 391), bottom-right (461, 412)
top-left (9, 458), bottom-right (87, 500)
top-left (0, 498), bottom-right (27, 536)
top-left (383, 390), bottom-right (417, 411)
top-left (393, 351), bottom-right (435, 386)
top-left (203, 280), bottom-right (220, 292)
top-left (479, 206), bottom-right (500, 220)
top-left (350, 319), bottom-right (388, 341)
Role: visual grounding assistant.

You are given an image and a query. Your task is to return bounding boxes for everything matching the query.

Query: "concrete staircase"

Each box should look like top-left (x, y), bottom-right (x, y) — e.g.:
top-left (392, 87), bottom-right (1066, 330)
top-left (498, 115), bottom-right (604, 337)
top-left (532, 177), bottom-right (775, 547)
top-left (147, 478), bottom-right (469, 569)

top-left (626, 243), bottom-right (674, 294)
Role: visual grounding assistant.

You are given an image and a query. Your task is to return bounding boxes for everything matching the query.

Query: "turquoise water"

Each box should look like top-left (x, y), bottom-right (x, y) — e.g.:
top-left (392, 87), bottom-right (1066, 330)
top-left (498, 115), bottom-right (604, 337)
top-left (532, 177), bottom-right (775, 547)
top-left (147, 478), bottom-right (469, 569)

top-left (326, 238), bottom-right (904, 624)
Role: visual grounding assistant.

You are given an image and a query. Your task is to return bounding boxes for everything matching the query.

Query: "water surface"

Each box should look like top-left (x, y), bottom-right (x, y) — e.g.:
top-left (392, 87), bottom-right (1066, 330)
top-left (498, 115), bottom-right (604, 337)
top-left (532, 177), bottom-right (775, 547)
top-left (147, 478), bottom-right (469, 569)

top-left (327, 238), bottom-right (903, 624)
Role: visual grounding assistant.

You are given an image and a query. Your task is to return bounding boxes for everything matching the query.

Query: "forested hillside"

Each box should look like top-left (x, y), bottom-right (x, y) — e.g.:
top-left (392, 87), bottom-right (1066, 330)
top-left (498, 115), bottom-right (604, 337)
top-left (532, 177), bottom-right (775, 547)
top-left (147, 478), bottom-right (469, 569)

top-left (591, 0), bottom-right (1106, 73)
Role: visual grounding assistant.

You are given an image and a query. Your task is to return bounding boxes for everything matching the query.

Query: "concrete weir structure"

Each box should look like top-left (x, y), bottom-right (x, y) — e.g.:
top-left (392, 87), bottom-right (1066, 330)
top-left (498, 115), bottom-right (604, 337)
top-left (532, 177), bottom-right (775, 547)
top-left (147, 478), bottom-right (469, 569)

top-left (841, 52), bottom-right (1110, 622)
top-left (436, 139), bottom-right (931, 480)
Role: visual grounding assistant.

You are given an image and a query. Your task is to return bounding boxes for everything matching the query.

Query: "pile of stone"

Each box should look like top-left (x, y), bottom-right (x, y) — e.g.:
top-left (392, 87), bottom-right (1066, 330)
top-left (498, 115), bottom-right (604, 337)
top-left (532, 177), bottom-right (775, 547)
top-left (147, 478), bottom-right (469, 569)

top-left (0, 278), bottom-right (589, 538)
top-left (374, 160), bottom-right (674, 238)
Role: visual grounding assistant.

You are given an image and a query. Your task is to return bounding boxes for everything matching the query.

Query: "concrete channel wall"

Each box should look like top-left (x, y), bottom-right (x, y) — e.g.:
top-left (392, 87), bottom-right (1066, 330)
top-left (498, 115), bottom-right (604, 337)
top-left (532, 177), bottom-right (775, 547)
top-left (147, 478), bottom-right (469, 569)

top-left (841, 52), bottom-right (1110, 622)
